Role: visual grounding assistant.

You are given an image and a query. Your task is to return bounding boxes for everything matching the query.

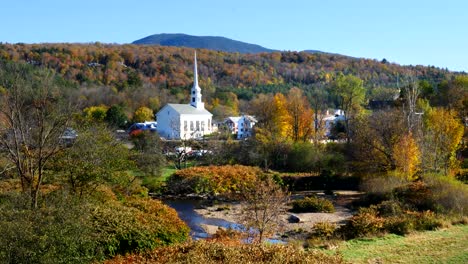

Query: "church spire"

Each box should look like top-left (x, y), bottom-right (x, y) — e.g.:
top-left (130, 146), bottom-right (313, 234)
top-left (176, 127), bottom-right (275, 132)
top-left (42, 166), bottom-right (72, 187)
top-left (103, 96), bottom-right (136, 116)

top-left (190, 51), bottom-right (204, 109)
top-left (194, 51), bottom-right (199, 88)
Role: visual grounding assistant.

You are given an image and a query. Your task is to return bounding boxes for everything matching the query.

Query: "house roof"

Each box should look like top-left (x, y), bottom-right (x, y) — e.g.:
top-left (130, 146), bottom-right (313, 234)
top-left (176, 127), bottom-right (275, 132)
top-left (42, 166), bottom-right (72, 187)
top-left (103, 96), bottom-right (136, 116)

top-left (158, 104), bottom-right (212, 116)
top-left (225, 116), bottom-right (241, 123)
top-left (241, 115), bottom-right (258, 123)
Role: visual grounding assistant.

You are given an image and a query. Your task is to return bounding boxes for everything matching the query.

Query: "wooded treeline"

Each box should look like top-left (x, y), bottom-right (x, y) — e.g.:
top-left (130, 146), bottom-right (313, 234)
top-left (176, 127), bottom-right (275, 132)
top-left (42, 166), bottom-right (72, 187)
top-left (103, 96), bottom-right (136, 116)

top-left (0, 43), bottom-right (461, 119)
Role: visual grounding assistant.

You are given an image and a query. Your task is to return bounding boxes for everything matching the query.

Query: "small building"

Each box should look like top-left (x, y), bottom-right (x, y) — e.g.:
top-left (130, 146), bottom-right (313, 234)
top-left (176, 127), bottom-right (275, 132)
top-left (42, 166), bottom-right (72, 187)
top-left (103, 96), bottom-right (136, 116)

top-left (323, 109), bottom-right (345, 138)
top-left (156, 52), bottom-right (213, 140)
top-left (237, 115), bottom-right (257, 139)
top-left (223, 116), bottom-right (241, 134)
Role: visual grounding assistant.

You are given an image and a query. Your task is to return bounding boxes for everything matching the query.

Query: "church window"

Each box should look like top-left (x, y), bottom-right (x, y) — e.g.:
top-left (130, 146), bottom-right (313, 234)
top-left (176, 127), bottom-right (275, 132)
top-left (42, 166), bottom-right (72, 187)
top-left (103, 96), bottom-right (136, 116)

top-left (208, 119), bottom-right (211, 130)
top-left (196, 121), bottom-right (200, 131)
top-left (184, 121), bottom-right (187, 131)
top-left (190, 121), bottom-right (194, 131)
top-left (192, 90), bottom-right (195, 94)
top-left (192, 98), bottom-right (195, 103)
top-left (201, 121), bottom-right (205, 131)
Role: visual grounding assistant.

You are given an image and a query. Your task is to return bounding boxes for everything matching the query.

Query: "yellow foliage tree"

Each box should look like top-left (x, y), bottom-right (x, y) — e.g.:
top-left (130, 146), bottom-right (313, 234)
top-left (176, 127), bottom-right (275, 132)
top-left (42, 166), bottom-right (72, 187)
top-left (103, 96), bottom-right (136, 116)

top-left (423, 108), bottom-right (464, 174)
top-left (393, 133), bottom-right (420, 180)
top-left (272, 93), bottom-right (292, 139)
top-left (133, 106), bottom-right (154, 123)
top-left (287, 87), bottom-right (314, 142)
top-left (83, 105), bottom-right (109, 122)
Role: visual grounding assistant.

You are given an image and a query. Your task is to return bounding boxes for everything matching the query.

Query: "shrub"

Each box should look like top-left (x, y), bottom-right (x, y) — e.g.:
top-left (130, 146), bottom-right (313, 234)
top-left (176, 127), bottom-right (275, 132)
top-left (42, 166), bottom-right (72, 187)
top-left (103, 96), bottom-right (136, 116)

top-left (384, 216), bottom-right (415, 235)
top-left (291, 196), bottom-right (335, 213)
top-left (312, 221), bottom-right (338, 239)
top-left (92, 197), bottom-right (190, 256)
top-left (375, 200), bottom-right (405, 217)
top-left (423, 175), bottom-right (468, 215)
top-left (412, 210), bottom-right (444, 231)
top-left (0, 193), bottom-right (103, 263)
top-left (166, 165), bottom-right (262, 195)
top-left (105, 240), bottom-right (346, 264)
top-left (343, 207), bottom-right (385, 238)
top-left (393, 181), bottom-right (435, 211)
top-left (360, 175), bottom-right (408, 204)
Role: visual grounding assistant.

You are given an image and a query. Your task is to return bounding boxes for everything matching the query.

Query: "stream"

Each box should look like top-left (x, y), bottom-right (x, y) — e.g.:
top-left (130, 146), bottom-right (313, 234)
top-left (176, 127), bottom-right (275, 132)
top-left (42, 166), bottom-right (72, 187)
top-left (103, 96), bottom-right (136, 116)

top-left (163, 199), bottom-right (242, 239)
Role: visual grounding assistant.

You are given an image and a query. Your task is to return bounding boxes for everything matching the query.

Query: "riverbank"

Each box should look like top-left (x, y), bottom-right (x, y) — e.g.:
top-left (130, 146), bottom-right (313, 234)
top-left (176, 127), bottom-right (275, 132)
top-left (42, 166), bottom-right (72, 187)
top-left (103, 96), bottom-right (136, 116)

top-left (194, 191), bottom-right (361, 238)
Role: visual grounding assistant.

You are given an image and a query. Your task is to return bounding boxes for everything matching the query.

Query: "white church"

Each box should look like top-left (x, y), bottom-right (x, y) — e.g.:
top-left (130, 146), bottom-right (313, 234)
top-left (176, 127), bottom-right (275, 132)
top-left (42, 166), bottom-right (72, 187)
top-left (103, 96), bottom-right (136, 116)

top-left (156, 52), bottom-right (213, 140)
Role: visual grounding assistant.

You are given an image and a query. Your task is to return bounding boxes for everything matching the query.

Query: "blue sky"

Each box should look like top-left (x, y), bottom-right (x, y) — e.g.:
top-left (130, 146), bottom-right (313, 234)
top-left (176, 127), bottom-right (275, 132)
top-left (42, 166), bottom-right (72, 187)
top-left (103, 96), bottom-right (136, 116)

top-left (1, 0), bottom-right (467, 71)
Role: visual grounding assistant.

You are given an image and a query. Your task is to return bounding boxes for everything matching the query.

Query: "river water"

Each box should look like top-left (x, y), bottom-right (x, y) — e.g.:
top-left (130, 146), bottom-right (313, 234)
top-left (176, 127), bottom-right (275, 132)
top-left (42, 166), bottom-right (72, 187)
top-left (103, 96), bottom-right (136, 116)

top-left (163, 199), bottom-right (241, 239)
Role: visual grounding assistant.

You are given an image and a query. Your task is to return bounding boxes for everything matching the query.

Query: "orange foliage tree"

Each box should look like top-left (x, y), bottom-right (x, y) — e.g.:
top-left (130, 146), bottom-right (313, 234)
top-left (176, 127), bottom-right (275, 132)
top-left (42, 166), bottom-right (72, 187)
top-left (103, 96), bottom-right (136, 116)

top-left (393, 133), bottom-right (421, 180)
top-left (287, 87), bottom-right (313, 142)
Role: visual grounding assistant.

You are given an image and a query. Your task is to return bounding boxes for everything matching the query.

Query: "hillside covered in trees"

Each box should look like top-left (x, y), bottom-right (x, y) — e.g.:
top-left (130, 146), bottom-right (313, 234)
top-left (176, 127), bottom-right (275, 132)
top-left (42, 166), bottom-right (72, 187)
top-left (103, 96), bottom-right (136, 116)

top-left (0, 43), bottom-right (464, 120)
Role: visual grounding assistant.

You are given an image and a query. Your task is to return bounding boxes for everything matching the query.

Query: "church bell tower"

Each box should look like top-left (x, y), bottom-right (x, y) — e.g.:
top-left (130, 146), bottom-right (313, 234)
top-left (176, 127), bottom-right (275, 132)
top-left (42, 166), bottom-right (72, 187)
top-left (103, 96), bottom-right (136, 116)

top-left (190, 52), bottom-right (204, 109)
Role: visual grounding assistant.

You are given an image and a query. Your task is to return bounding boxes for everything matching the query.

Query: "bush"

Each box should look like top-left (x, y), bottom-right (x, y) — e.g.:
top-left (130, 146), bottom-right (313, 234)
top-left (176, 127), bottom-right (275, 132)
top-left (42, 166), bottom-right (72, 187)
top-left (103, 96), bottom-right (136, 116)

top-left (343, 207), bottom-right (385, 238)
top-left (291, 196), bottom-right (335, 213)
top-left (166, 165), bottom-right (262, 195)
top-left (412, 210), bottom-right (444, 231)
top-left (375, 200), bottom-right (405, 217)
top-left (384, 216), bottom-right (415, 235)
top-left (0, 193), bottom-right (103, 263)
top-left (360, 175), bottom-right (408, 204)
top-left (393, 181), bottom-right (435, 211)
top-left (312, 221), bottom-right (338, 239)
top-left (285, 143), bottom-right (346, 175)
top-left (0, 188), bottom-right (190, 262)
top-left (423, 175), bottom-right (468, 215)
top-left (92, 197), bottom-right (190, 256)
top-left (104, 240), bottom-right (346, 264)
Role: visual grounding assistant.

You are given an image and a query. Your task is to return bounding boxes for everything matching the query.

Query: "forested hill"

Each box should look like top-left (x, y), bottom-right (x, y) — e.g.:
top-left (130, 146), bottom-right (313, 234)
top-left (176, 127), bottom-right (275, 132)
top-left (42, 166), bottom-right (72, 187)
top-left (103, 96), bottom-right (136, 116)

top-left (0, 43), bottom-right (455, 93)
top-left (133, 33), bottom-right (276, 54)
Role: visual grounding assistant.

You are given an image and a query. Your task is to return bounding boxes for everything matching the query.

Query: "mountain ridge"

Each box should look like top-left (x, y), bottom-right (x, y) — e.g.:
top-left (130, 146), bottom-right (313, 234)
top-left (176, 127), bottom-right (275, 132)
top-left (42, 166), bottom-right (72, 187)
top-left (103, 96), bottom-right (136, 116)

top-left (133, 33), bottom-right (278, 54)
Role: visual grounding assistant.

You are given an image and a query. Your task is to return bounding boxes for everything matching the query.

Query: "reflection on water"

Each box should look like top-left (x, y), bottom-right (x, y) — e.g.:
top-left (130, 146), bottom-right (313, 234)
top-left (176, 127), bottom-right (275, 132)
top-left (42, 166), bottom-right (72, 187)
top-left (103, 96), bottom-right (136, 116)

top-left (164, 199), bottom-right (242, 240)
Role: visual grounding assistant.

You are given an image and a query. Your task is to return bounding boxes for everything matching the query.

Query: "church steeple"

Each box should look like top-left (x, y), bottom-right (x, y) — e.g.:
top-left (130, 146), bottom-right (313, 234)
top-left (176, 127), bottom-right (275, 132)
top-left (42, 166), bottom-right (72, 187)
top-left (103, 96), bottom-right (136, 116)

top-left (190, 51), bottom-right (204, 109)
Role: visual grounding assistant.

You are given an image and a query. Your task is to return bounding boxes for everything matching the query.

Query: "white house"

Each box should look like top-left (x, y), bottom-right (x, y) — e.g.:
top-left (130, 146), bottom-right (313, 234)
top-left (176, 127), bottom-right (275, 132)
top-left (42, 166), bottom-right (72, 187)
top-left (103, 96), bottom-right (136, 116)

top-left (223, 116), bottom-right (241, 134)
top-left (237, 115), bottom-right (257, 139)
top-left (323, 109), bottom-right (345, 137)
top-left (156, 52), bottom-right (213, 140)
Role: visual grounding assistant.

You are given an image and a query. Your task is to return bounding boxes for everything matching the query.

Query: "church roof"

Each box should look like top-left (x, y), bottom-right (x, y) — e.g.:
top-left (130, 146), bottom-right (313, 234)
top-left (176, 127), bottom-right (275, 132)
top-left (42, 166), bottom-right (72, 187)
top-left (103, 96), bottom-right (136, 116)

top-left (160, 103), bottom-right (212, 115)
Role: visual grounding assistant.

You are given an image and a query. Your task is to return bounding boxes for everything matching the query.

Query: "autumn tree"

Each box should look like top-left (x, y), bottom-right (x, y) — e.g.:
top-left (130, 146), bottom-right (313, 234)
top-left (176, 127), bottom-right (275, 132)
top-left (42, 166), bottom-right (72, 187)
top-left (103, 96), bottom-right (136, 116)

top-left (352, 109), bottom-right (406, 172)
top-left (287, 87), bottom-right (313, 142)
top-left (422, 108), bottom-right (464, 174)
top-left (250, 93), bottom-right (293, 169)
top-left (250, 94), bottom-right (276, 132)
top-left (272, 93), bottom-right (292, 139)
top-left (402, 80), bottom-right (420, 133)
top-left (237, 176), bottom-right (289, 243)
top-left (133, 106), bottom-right (153, 122)
top-left (83, 105), bottom-right (109, 122)
top-left (0, 61), bottom-right (71, 208)
top-left (330, 74), bottom-right (366, 142)
top-left (392, 133), bottom-right (421, 180)
top-left (50, 125), bottom-right (134, 197)
top-left (447, 76), bottom-right (468, 119)
top-left (131, 131), bottom-right (165, 178)
top-left (307, 84), bottom-right (329, 144)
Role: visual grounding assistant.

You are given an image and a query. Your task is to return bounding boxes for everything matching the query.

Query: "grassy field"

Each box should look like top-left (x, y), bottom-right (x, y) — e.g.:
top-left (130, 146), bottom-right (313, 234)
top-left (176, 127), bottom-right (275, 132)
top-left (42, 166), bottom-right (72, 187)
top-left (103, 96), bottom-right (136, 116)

top-left (331, 225), bottom-right (468, 263)
top-left (161, 165), bottom-right (177, 180)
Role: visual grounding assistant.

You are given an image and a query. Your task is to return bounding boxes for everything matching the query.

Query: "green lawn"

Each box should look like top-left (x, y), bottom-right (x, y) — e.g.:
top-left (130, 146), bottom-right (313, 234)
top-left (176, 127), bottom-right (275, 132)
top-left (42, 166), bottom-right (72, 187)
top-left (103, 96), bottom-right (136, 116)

top-left (332, 225), bottom-right (468, 263)
top-left (161, 165), bottom-right (177, 180)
